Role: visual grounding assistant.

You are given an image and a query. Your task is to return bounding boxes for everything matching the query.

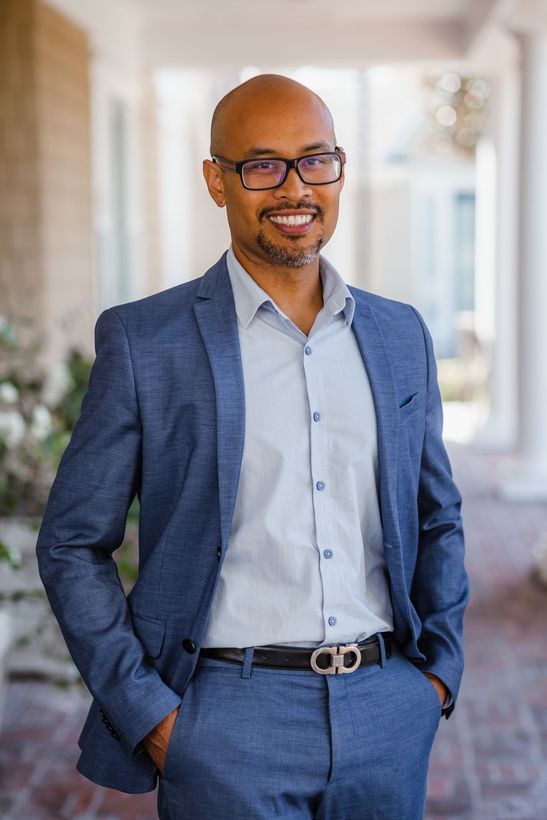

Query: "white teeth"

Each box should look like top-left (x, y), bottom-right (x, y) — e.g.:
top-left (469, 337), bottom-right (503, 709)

top-left (268, 214), bottom-right (314, 226)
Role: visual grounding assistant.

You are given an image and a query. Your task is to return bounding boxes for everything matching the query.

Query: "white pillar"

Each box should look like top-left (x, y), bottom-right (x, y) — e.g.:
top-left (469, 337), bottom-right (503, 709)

top-left (500, 32), bottom-right (547, 500)
top-left (474, 72), bottom-right (519, 450)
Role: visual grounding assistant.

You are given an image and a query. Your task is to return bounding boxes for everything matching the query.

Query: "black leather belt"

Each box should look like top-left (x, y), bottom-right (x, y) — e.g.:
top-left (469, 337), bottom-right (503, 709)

top-left (199, 633), bottom-right (392, 675)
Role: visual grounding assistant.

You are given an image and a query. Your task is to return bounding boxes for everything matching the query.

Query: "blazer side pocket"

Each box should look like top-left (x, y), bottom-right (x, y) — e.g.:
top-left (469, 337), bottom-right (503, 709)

top-left (132, 613), bottom-right (166, 658)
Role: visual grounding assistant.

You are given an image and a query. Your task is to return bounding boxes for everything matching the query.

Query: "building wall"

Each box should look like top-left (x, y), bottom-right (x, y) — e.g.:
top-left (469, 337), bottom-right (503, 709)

top-left (0, 0), bottom-right (42, 335)
top-left (0, 0), bottom-right (93, 361)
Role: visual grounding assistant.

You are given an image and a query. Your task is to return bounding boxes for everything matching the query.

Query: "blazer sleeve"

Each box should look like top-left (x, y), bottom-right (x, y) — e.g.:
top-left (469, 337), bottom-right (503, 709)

top-left (409, 306), bottom-right (470, 715)
top-left (36, 308), bottom-right (181, 756)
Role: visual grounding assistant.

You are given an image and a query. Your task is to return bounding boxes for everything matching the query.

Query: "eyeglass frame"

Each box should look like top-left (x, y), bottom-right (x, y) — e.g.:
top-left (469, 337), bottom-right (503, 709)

top-left (211, 147), bottom-right (347, 191)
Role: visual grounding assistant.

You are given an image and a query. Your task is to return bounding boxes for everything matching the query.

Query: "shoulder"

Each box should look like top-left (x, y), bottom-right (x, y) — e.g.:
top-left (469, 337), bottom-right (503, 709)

top-left (98, 253), bottom-right (229, 334)
top-left (349, 285), bottom-right (428, 343)
top-left (105, 277), bottom-right (203, 326)
top-left (91, 278), bottom-right (205, 357)
top-left (91, 254), bottom-right (231, 353)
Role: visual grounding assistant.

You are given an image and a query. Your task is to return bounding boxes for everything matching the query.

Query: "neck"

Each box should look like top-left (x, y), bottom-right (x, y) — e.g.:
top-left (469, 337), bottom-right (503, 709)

top-left (231, 242), bottom-right (323, 318)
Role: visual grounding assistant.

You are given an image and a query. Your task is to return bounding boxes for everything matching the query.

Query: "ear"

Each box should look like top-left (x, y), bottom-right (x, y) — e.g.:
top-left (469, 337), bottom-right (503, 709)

top-left (203, 159), bottom-right (226, 208)
top-left (336, 146), bottom-right (346, 193)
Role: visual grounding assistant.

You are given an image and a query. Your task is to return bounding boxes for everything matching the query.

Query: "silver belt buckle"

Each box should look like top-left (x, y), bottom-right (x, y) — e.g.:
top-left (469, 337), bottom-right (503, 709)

top-left (310, 643), bottom-right (362, 675)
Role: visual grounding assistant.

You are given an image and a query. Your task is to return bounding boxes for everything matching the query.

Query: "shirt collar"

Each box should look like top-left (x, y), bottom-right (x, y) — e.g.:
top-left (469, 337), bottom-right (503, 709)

top-left (226, 246), bottom-right (355, 329)
top-left (318, 255), bottom-right (355, 326)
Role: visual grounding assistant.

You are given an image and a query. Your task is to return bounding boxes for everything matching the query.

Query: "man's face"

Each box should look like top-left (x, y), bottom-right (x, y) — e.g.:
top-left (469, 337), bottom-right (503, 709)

top-left (203, 94), bottom-right (344, 270)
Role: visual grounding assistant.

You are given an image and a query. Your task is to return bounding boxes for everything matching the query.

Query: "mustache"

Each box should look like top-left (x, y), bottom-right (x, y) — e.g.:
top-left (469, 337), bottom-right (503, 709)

top-left (259, 201), bottom-right (324, 220)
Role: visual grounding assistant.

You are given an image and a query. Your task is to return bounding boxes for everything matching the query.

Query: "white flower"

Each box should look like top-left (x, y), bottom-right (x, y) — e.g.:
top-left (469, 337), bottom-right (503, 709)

top-left (30, 404), bottom-right (52, 441)
top-left (0, 381), bottom-right (19, 405)
top-left (43, 362), bottom-right (73, 405)
top-left (0, 410), bottom-right (26, 448)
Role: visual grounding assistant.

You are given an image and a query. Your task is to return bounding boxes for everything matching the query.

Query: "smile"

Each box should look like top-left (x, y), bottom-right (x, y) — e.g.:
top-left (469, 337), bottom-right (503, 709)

top-left (268, 214), bottom-right (315, 226)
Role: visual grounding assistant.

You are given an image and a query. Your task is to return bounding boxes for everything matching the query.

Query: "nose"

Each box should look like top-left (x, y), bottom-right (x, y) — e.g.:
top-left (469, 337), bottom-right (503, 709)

top-left (273, 165), bottom-right (312, 200)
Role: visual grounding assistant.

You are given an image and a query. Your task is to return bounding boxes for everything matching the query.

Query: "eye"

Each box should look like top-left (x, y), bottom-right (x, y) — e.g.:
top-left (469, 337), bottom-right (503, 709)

top-left (301, 156), bottom-right (329, 168)
top-left (245, 160), bottom-right (279, 173)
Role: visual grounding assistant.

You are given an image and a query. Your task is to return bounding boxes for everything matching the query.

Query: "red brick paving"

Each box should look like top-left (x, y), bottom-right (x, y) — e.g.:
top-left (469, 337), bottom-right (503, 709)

top-left (1, 445), bottom-right (547, 819)
top-left (425, 445), bottom-right (547, 819)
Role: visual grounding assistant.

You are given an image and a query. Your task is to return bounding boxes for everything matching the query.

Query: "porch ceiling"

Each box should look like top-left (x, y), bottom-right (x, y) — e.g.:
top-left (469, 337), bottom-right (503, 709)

top-left (44, 0), bottom-right (546, 70)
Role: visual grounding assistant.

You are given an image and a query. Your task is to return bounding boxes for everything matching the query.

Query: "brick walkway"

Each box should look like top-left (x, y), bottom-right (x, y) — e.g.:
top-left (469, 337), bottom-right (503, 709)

top-left (1, 445), bottom-right (546, 819)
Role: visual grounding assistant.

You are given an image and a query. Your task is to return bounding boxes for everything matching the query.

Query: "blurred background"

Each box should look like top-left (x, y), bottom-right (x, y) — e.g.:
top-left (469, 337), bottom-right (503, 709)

top-left (1, 0), bottom-right (546, 818)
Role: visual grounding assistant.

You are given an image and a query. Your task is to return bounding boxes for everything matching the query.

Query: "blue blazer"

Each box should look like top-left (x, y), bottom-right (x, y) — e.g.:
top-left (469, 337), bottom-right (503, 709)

top-left (36, 253), bottom-right (468, 794)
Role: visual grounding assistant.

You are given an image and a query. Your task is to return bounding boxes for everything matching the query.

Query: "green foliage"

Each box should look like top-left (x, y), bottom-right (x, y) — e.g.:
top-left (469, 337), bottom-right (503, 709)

top-left (0, 319), bottom-right (93, 518)
top-left (116, 536), bottom-right (139, 592)
top-left (0, 539), bottom-right (22, 570)
top-left (0, 319), bottom-right (139, 684)
top-left (54, 350), bottom-right (93, 432)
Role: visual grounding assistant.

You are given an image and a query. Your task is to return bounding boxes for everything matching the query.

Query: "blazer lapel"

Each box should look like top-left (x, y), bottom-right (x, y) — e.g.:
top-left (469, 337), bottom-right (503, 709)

top-left (193, 256), bottom-right (245, 548)
top-left (349, 293), bottom-right (401, 548)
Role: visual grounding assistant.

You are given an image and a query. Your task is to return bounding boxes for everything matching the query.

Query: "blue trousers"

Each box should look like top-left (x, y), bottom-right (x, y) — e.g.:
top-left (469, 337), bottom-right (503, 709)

top-left (157, 642), bottom-right (441, 819)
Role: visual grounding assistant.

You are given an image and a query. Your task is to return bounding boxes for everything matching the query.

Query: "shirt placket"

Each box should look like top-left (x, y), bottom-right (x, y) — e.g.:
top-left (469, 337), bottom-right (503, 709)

top-left (303, 330), bottom-right (342, 644)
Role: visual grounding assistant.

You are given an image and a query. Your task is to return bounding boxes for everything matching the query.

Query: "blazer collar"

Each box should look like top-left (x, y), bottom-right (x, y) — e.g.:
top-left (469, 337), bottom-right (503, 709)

top-left (196, 251), bottom-right (231, 300)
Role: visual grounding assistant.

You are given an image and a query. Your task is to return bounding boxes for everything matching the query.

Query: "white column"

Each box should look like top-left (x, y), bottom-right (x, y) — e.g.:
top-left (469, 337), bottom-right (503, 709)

top-left (500, 32), bottom-right (547, 500)
top-left (474, 71), bottom-right (519, 450)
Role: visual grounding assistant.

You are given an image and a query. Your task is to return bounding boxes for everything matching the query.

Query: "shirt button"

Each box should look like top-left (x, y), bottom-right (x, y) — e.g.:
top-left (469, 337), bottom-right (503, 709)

top-left (304, 345), bottom-right (312, 356)
top-left (328, 616), bottom-right (337, 626)
top-left (323, 549), bottom-right (333, 559)
top-left (316, 481), bottom-right (325, 491)
top-left (313, 411), bottom-right (321, 422)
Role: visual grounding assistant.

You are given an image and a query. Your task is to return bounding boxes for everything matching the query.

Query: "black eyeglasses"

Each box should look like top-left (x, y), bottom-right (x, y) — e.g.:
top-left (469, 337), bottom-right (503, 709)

top-left (212, 148), bottom-right (346, 191)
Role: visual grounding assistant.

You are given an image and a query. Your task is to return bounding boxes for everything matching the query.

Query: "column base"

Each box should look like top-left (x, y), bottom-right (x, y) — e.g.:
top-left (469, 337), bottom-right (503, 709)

top-left (498, 459), bottom-right (547, 502)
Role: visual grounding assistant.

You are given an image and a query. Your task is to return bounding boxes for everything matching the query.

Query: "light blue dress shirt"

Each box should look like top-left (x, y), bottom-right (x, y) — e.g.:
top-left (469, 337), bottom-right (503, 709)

top-left (201, 248), bottom-right (394, 649)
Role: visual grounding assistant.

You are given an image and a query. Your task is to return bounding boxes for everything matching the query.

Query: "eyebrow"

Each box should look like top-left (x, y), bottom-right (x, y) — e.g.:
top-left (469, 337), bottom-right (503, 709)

top-left (244, 142), bottom-right (333, 158)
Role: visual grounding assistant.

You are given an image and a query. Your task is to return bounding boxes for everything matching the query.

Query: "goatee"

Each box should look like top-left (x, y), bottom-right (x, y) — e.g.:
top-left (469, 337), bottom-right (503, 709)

top-left (256, 232), bottom-right (324, 267)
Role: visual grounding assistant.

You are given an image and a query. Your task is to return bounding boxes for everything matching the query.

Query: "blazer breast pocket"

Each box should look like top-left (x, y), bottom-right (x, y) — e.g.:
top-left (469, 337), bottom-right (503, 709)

top-left (398, 392), bottom-right (421, 418)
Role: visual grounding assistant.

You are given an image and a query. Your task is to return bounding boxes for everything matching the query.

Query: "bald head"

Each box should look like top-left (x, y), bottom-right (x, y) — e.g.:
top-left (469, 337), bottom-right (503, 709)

top-left (203, 74), bottom-right (344, 274)
top-left (210, 74), bottom-right (335, 158)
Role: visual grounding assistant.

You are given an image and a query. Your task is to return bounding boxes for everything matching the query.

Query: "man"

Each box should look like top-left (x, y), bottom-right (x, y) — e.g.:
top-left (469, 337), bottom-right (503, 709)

top-left (37, 75), bottom-right (469, 819)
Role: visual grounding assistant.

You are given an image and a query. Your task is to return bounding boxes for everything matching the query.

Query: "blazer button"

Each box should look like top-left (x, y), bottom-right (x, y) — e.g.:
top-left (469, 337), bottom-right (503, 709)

top-left (216, 546), bottom-right (222, 561)
top-left (182, 638), bottom-right (196, 654)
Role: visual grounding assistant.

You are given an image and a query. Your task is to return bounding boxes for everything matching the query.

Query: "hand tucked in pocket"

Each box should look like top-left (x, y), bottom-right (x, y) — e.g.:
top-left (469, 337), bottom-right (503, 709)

top-left (423, 672), bottom-right (447, 706)
top-left (143, 706), bottom-right (180, 773)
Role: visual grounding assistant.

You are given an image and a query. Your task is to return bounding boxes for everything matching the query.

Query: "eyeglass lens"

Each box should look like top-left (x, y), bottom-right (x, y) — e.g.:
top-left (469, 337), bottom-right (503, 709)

top-left (242, 154), bottom-right (341, 189)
